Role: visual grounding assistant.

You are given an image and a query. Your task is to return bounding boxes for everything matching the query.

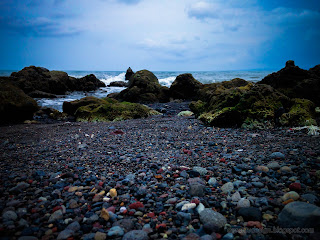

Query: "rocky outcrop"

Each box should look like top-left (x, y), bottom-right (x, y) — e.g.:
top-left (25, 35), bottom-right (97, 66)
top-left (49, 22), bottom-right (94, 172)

top-left (170, 73), bottom-right (203, 100)
top-left (63, 96), bottom-right (160, 122)
top-left (0, 77), bottom-right (39, 123)
top-left (10, 66), bottom-right (106, 96)
top-left (110, 70), bottom-right (170, 103)
top-left (125, 67), bottom-right (134, 80)
top-left (258, 61), bottom-right (320, 105)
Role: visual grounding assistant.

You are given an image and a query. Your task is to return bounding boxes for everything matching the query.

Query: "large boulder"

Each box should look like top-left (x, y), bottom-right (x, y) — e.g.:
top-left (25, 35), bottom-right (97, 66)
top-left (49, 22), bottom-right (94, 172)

top-left (125, 67), bottom-right (134, 80)
top-left (63, 96), bottom-right (160, 122)
top-left (63, 96), bottom-right (106, 116)
top-left (258, 61), bottom-right (320, 105)
top-left (10, 66), bottom-right (106, 95)
top-left (277, 201), bottom-right (320, 228)
top-left (111, 70), bottom-right (170, 103)
top-left (170, 73), bottom-right (203, 100)
top-left (0, 77), bottom-right (39, 123)
top-left (192, 83), bottom-right (293, 128)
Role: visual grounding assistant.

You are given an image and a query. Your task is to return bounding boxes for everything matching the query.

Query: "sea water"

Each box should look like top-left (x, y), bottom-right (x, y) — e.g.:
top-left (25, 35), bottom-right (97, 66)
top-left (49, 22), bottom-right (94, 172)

top-left (0, 70), bottom-right (273, 111)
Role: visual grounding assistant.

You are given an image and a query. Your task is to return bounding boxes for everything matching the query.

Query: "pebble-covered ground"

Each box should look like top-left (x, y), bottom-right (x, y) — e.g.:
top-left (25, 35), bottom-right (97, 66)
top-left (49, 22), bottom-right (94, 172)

top-left (0, 103), bottom-right (320, 240)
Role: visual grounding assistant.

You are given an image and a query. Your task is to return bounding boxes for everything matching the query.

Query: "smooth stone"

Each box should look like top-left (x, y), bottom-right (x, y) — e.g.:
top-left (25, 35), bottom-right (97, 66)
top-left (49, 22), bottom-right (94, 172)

top-left (193, 167), bottom-right (208, 176)
top-left (208, 177), bottom-right (217, 187)
top-left (252, 182), bottom-right (264, 188)
top-left (122, 230), bottom-right (148, 240)
top-left (57, 229), bottom-right (74, 240)
top-left (237, 198), bottom-right (250, 208)
top-left (270, 152), bottom-right (285, 159)
top-left (109, 188), bottom-right (117, 198)
top-left (238, 207), bottom-right (262, 221)
top-left (221, 182), bottom-right (234, 194)
top-left (94, 232), bottom-right (107, 240)
top-left (177, 212), bottom-right (192, 224)
top-left (49, 209), bottom-right (63, 223)
top-left (66, 221), bottom-right (81, 232)
top-left (282, 191), bottom-right (300, 201)
top-left (2, 210), bottom-right (18, 221)
top-left (277, 201), bottom-right (320, 228)
top-left (231, 191), bottom-right (241, 202)
top-left (196, 203), bottom-right (205, 214)
top-left (182, 203), bottom-right (197, 211)
top-left (267, 162), bottom-right (281, 170)
top-left (301, 194), bottom-right (318, 204)
top-left (199, 208), bottom-right (227, 229)
top-left (107, 226), bottom-right (124, 237)
top-left (18, 237), bottom-right (38, 240)
top-left (280, 166), bottom-right (291, 172)
top-left (222, 233), bottom-right (234, 240)
top-left (189, 184), bottom-right (205, 197)
top-left (256, 166), bottom-right (269, 172)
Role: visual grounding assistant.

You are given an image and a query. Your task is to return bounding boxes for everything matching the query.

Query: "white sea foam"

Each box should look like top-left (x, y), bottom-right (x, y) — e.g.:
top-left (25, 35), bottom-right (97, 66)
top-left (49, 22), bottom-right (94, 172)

top-left (158, 76), bottom-right (176, 87)
top-left (100, 72), bottom-right (126, 86)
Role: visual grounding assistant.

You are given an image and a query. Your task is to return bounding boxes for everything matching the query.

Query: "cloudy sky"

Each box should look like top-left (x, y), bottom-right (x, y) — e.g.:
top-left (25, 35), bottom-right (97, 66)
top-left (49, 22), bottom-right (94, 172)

top-left (0, 0), bottom-right (319, 71)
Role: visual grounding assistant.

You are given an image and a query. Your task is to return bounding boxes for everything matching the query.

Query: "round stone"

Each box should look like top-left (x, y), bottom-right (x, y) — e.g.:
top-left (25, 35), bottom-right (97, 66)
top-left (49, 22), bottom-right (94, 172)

top-left (199, 208), bottom-right (227, 229)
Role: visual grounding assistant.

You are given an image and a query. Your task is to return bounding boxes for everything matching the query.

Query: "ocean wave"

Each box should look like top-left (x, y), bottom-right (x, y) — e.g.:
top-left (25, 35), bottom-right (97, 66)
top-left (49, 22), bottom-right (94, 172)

top-left (158, 76), bottom-right (176, 87)
top-left (100, 72), bottom-right (126, 86)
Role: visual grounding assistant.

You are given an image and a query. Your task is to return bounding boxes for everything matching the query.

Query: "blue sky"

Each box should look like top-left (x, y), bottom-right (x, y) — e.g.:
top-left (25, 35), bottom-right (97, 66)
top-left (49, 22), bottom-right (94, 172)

top-left (0, 0), bottom-right (319, 71)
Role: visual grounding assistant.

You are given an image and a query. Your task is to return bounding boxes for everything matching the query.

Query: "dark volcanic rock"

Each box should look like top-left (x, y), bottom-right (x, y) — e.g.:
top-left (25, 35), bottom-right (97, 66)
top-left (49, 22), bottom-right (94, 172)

top-left (10, 66), bottom-right (105, 95)
top-left (0, 77), bottom-right (39, 123)
top-left (28, 90), bottom-right (57, 98)
top-left (110, 69), bottom-right (170, 103)
top-left (170, 73), bottom-right (203, 100)
top-left (125, 67), bottom-right (134, 80)
top-left (258, 60), bottom-right (320, 105)
top-left (108, 81), bottom-right (128, 87)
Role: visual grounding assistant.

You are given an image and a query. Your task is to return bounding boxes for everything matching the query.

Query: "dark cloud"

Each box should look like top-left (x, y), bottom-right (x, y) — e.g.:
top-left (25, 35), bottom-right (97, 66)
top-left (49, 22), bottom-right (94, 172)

top-left (0, 16), bottom-right (82, 37)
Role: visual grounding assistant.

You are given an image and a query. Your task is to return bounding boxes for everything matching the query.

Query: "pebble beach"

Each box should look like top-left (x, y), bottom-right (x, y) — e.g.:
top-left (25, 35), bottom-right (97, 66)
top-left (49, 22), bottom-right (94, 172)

top-left (1, 103), bottom-right (320, 240)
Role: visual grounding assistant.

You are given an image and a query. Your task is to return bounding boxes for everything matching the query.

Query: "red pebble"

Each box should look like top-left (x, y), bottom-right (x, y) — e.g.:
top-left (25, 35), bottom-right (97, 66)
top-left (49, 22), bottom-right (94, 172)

top-left (129, 201), bottom-right (144, 209)
top-left (52, 227), bottom-right (58, 233)
top-left (98, 182), bottom-right (104, 186)
top-left (27, 180), bottom-right (33, 184)
top-left (173, 174), bottom-right (179, 178)
top-left (64, 186), bottom-right (69, 191)
top-left (216, 233), bottom-right (222, 239)
top-left (247, 221), bottom-right (263, 229)
top-left (289, 182), bottom-right (301, 191)
top-left (159, 212), bottom-right (166, 216)
top-left (92, 222), bottom-right (103, 228)
top-left (156, 223), bottom-right (167, 231)
top-left (157, 168), bottom-right (164, 173)
top-left (129, 211), bottom-right (135, 216)
top-left (220, 158), bottom-right (226, 163)
top-left (52, 206), bottom-right (62, 213)
top-left (106, 206), bottom-right (116, 213)
top-left (147, 212), bottom-right (156, 218)
top-left (191, 198), bottom-right (200, 205)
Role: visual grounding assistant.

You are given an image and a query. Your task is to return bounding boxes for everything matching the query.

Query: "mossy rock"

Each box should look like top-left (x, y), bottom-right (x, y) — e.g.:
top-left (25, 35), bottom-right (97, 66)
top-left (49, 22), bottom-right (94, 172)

top-left (72, 97), bottom-right (159, 122)
top-left (63, 96), bottom-right (107, 115)
top-left (170, 73), bottom-right (203, 100)
top-left (241, 118), bottom-right (273, 130)
top-left (0, 78), bottom-right (39, 123)
top-left (189, 100), bottom-right (207, 117)
top-left (113, 70), bottom-right (170, 103)
top-left (199, 107), bottom-right (242, 127)
top-left (279, 98), bottom-right (316, 126)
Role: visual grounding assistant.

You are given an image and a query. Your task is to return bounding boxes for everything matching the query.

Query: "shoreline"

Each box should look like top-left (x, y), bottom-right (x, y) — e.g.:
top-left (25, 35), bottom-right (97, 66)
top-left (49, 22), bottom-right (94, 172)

top-left (1, 114), bottom-right (319, 239)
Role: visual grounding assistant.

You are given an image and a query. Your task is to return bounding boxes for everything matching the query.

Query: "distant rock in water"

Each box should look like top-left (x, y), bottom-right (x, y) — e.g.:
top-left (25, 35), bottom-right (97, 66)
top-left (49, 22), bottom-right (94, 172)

top-left (170, 73), bottom-right (203, 100)
top-left (125, 67), bottom-right (134, 80)
top-left (258, 60), bottom-right (320, 105)
top-left (108, 81), bottom-right (128, 87)
top-left (10, 66), bottom-right (106, 95)
top-left (110, 69), bottom-right (170, 103)
top-left (0, 77), bottom-right (39, 123)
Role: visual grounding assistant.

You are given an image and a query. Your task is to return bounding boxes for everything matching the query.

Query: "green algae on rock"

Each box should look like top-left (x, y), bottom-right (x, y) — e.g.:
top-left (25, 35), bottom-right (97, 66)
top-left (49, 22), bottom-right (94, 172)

top-left (64, 96), bottom-right (160, 122)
